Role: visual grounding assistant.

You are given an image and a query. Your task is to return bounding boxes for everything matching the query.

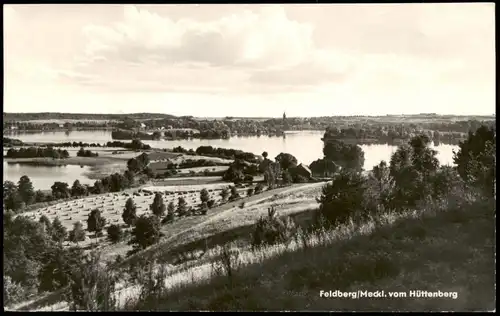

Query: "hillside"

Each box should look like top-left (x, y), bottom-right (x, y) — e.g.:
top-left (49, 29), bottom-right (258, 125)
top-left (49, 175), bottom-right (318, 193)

top-left (3, 112), bottom-right (177, 122)
top-left (127, 196), bottom-right (495, 311)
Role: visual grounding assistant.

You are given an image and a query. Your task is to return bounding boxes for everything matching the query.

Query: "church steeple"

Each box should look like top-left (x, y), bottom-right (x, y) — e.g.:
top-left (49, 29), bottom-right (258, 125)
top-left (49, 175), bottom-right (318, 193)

top-left (283, 111), bottom-right (287, 120)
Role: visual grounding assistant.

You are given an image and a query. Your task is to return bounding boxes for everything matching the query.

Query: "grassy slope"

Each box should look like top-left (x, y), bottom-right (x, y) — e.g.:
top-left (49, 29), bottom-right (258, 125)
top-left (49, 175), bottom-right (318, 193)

top-left (10, 183), bottom-right (322, 311)
top-left (142, 199), bottom-right (495, 312)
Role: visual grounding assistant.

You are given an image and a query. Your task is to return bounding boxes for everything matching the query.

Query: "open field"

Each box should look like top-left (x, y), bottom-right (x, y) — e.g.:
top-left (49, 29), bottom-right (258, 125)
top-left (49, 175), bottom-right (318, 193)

top-left (149, 177), bottom-right (226, 186)
top-left (175, 166), bottom-right (229, 174)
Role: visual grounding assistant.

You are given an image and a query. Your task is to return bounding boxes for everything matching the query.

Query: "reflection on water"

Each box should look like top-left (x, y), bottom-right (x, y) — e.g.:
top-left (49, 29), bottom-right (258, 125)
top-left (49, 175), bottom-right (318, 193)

top-left (3, 161), bottom-right (94, 190)
top-left (6, 130), bottom-right (114, 144)
top-left (4, 130), bottom-right (459, 184)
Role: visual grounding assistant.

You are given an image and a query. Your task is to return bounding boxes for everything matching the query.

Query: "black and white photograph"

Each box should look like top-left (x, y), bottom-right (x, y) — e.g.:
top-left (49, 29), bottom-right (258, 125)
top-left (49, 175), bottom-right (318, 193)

top-left (3, 3), bottom-right (496, 312)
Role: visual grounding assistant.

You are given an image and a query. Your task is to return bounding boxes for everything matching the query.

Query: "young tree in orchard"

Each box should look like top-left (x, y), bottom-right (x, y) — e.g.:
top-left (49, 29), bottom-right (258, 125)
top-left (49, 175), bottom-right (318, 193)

top-left (177, 197), bottom-right (188, 216)
top-left (200, 188), bottom-right (210, 204)
top-left (51, 217), bottom-right (68, 243)
top-left (87, 209), bottom-right (107, 238)
top-left (220, 187), bottom-right (230, 202)
top-left (229, 186), bottom-right (240, 201)
top-left (17, 175), bottom-right (35, 205)
top-left (107, 224), bottom-right (123, 243)
top-left (122, 198), bottom-right (138, 226)
top-left (150, 193), bottom-right (166, 218)
top-left (166, 202), bottom-right (175, 222)
top-left (129, 215), bottom-right (162, 250)
top-left (39, 215), bottom-right (52, 234)
top-left (69, 221), bottom-right (86, 243)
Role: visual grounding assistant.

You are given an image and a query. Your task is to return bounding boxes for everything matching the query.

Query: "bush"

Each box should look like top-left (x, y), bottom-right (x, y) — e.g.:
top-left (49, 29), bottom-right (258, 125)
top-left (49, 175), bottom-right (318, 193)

top-left (51, 217), bottom-right (68, 243)
top-left (254, 183), bottom-right (264, 194)
top-left (229, 186), bottom-right (240, 201)
top-left (107, 224), bottom-right (123, 243)
top-left (200, 202), bottom-right (209, 215)
top-left (177, 197), bottom-right (188, 216)
top-left (219, 188), bottom-right (230, 202)
top-left (87, 209), bottom-right (107, 237)
top-left (246, 188), bottom-right (254, 197)
top-left (122, 198), bottom-right (138, 226)
top-left (69, 221), bottom-right (86, 243)
top-left (251, 206), bottom-right (297, 249)
top-left (68, 252), bottom-right (117, 311)
top-left (129, 215), bottom-right (162, 250)
top-left (453, 125), bottom-right (496, 197)
top-left (150, 193), bottom-right (166, 218)
top-left (3, 275), bottom-right (26, 306)
top-left (200, 188), bottom-right (210, 204)
top-left (207, 199), bottom-right (215, 208)
top-left (316, 169), bottom-right (368, 227)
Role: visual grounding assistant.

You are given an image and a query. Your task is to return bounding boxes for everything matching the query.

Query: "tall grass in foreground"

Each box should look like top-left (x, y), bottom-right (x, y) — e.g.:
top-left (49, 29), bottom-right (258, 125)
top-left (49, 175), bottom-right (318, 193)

top-left (121, 188), bottom-right (494, 311)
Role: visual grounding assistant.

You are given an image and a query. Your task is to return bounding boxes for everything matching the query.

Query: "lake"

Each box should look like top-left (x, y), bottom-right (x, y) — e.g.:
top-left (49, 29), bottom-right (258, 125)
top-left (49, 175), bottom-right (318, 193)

top-left (4, 130), bottom-right (459, 190)
top-left (3, 161), bottom-right (94, 190)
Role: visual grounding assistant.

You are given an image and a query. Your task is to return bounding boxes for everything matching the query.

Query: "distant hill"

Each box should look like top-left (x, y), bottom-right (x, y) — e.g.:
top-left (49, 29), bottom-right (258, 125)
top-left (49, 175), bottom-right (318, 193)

top-left (3, 112), bottom-right (177, 122)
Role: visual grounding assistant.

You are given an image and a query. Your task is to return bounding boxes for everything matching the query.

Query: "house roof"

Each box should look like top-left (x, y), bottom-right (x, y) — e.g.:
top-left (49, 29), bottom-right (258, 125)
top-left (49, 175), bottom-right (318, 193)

top-left (147, 151), bottom-right (183, 161)
top-left (297, 163), bottom-right (312, 174)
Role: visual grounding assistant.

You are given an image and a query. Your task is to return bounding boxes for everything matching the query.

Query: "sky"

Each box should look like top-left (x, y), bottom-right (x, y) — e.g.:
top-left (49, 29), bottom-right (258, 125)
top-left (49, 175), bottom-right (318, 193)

top-left (3, 4), bottom-right (496, 117)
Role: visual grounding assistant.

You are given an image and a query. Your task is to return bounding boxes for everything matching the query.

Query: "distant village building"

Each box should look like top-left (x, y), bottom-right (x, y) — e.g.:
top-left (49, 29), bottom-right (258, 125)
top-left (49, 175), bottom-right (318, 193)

top-left (140, 123), bottom-right (146, 129)
top-left (283, 111), bottom-right (289, 129)
top-left (292, 163), bottom-right (312, 179)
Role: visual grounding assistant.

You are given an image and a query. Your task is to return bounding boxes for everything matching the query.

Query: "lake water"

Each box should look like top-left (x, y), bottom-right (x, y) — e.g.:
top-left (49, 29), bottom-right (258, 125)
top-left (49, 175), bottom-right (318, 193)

top-left (4, 130), bottom-right (459, 190)
top-left (3, 161), bottom-right (94, 190)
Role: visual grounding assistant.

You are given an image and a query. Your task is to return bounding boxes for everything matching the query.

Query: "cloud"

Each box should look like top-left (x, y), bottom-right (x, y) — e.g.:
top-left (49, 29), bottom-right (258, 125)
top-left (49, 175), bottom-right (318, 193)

top-left (82, 5), bottom-right (315, 69)
top-left (65, 5), bottom-right (345, 92)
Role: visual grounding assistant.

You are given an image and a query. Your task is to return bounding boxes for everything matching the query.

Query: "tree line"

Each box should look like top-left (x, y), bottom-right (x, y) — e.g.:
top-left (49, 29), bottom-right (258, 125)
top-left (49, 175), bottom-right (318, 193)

top-left (5, 147), bottom-right (70, 159)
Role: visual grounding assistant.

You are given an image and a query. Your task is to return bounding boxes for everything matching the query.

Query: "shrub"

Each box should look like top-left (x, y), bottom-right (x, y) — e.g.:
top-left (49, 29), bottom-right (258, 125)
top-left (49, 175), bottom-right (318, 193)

top-left (229, 186), bottom-right (240, 201)
top-left (200, 188), bottom-right (210, 204)
top-left (122, 198), bottom-right (138, 226)
top-left (67, 252), bottom-right (117, 311)
top-left (177, 197), bottom-right (188, 216)
top-left (246, 188), bottom-right (254, 197)
top-left (3, 275), bottom-right (26, 307)
top-left (254, 183), bottom-right (264, 194)
top-left (219, 188), bottom-right (230, 202)
top-left (69, 221), bottom-right (86, 243)
top-left (51, 217), bottom-right (68, 243)
top-left (316, 169), bottom-right (368, 227)
top-left (87, 209), bottom-right (107, 238)
top-left (129, 215), bottom-right (162, 250)
top-left (453, 125), bottom-right (496, 197)
top-left (107, 224), bottom-right (123, 243)
top-left (207, 199), bottom-right (215, 208)
top-left (150, 193), bottom-right (166, 218)
top-left (251, 206), bottom-right (297, 249)
top-left (200, 202), bottom-right (209, 215)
